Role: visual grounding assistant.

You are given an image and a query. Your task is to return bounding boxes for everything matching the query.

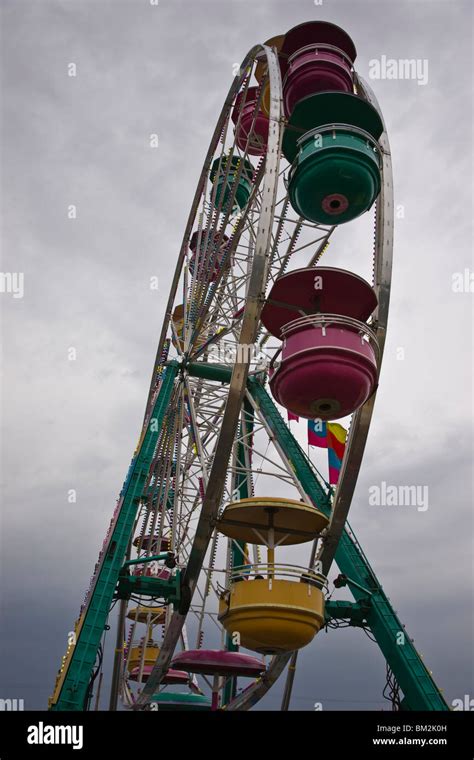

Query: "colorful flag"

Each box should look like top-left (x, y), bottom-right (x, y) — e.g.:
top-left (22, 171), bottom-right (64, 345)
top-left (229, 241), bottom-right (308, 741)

top-left (327, 423), bottom-right (347, 484)
top-left (308, 419), bottom-right (327, 448)
top-left (327, 423), bottom-right (347, 460)
top-left (328, 447), bottom-right (342, 484)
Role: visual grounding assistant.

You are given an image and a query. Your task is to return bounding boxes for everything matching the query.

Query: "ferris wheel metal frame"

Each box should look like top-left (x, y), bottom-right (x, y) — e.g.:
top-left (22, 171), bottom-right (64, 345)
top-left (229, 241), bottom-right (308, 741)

top-left (49, 37), bottom-right (449, 714)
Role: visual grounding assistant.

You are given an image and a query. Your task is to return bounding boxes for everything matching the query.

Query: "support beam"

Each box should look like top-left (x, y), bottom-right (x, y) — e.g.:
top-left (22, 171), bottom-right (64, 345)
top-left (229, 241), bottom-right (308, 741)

top-left (115, 571), bottom-right (181, 605)
top-left (325, 599), bottom-right (371, 626)
top-left (246, 378), bottom-right (448, 711)
top-left (49, 363), bottom-right (179, 711)
top-left (187, 361), bottom-right (232, 384)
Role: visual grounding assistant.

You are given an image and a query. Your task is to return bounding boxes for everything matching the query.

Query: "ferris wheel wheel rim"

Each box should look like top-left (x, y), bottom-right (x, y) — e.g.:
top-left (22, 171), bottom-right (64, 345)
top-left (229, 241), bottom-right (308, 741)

top-left (132, 42), bottom-right (285, 709)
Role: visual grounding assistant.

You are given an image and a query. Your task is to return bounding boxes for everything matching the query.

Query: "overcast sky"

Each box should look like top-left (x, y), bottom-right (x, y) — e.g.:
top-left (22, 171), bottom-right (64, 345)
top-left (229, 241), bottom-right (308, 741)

top-left (0, 0), bottom-right (472, 711)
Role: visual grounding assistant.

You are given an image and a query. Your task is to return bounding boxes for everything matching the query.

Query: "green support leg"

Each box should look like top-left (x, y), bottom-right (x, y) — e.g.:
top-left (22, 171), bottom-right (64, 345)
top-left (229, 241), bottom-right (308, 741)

top-left (247, 377), bottom-right (448, 711)
top-left (50, 362), bottom-right (179, 711)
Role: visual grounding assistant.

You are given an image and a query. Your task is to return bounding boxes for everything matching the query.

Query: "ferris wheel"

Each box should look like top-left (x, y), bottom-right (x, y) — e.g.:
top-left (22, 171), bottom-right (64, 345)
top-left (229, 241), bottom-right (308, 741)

top-left (49, 21), bottom-right (448, 713)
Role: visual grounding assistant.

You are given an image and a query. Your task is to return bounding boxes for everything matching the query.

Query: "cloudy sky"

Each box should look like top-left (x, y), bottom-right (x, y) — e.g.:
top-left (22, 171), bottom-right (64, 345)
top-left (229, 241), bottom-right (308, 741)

top-left (0, 0), bottom-right (472, 711)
